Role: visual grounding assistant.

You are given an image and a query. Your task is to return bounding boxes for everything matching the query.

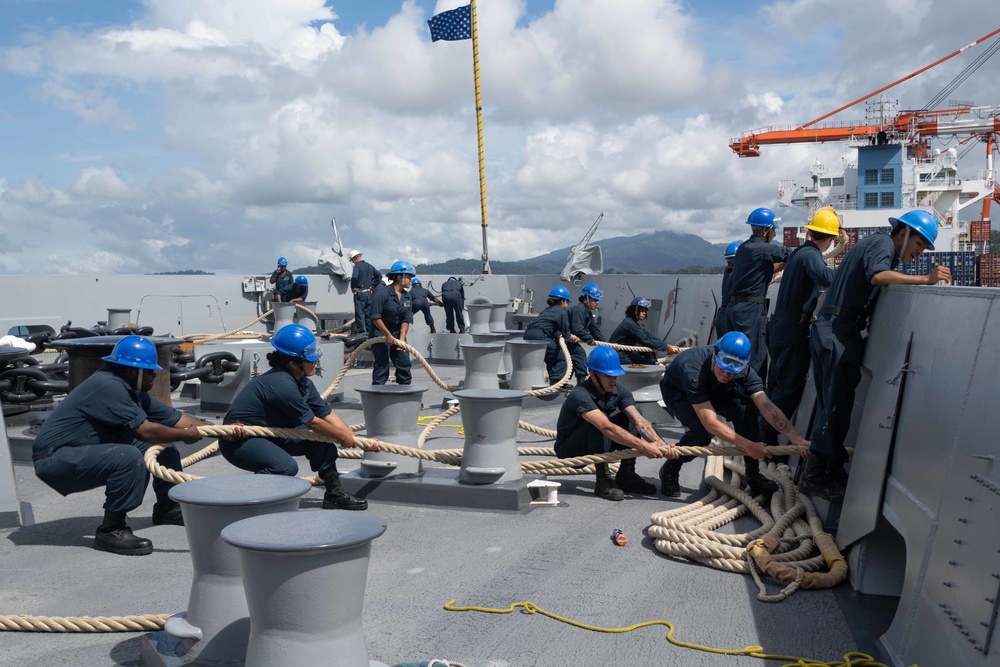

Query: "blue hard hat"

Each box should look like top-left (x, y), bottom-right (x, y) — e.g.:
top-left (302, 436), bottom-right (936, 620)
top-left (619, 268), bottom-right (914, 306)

top-left (549, 285), bottom-right (571, 300)
top-left (448, 276), bottom-right (457, 281)
top-left (724, 242), bottom-right (740, 259)
top-left (581, 283), bottom-right (602, 300)
top-left (746, 208), bottom-right (780, 229)
top-left (889, 209), bottom-right (938, 250)
top-left (388, 260), bottom-right (416, 277)
top-left (277, 257), bottom-right (288, 267)
top-left (271, 323), bottom-right (321, 362)
top-left (411, 277), bottom-right (421, 285)
top-left (294, 275), bottom-right (308, 286)
top-left (714, 331), bottom-right (751, 374)
top-left (630, 297), bottom-right (651, 309)
top-left (101, 335), bottom-right (162, 371)
top-left (586, 346), bottom-right (625, 377)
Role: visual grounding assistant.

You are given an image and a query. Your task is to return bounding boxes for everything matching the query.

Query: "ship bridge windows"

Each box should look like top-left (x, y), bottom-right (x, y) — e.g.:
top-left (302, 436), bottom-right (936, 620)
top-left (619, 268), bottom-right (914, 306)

top-left (881, 168), bottom-right (894, 184)
top-left (881, 192), bottom-right (895, 207)
top-left (865, 192), bottom-right (879, 207)
top-left (819, 177), bottom-right (845, 187)
top-left (865, 169), bottom-right (879, 185)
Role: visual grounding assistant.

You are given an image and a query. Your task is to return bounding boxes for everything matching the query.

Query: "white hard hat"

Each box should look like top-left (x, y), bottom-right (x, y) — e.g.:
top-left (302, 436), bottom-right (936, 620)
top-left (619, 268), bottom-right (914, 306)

top-left (348, 249), bottom-right (362, 260)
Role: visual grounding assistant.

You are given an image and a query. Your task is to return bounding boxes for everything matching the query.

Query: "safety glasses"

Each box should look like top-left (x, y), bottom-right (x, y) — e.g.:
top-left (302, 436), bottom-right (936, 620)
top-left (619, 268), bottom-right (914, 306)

top-left (715, 351), bottom-right (747, 374)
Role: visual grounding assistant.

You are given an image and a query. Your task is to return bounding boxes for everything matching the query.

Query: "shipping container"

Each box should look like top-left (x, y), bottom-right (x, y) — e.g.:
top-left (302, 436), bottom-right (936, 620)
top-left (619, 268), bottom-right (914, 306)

top-left (783, 227), bottom-right (801, 247)
top-left (970, 220), bottom-right (992, 244)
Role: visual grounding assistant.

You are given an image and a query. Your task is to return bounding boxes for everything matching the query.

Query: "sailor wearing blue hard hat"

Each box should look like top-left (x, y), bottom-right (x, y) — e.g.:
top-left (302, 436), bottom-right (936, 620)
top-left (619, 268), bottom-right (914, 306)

top-left (348, 249), bottom-right (383, 336)
top-left (440, 276), bottom-right (466, 333)
top-left (554, 346), bottom-right (677, 501)
top-left (657, 331), bottom-right (810, 498)
top-left (725, 208), bottom-right (792, 380)
top-left (369, 260), bottom-right (416, 385)
top-left (524, 285), bottom-right (581, 385)
top-left (31, 335), bottom-right (210, 556)
top-left (566, 283), bottom-right (607, 384)
top-left (715, 242), bottom-right (741, 338)
top-left (608, 297), bottom-right (681, 365)
top-left (800, 209), bottom-right (949, 503)
top-left (223, 324), bottom-right (370, 510)
top-left (286, 274), bottom-right (309, 303)
top-left (408, 277), bottom-right (443, 333)
top-left (270, 256), bottom-right (295, 302)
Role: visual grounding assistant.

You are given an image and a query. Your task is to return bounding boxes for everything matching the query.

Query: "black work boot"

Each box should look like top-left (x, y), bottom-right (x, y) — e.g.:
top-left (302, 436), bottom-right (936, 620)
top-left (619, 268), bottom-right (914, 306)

top-left (152, 493), bottom-right (184, 526)
top-left (614, 457), bottom-right (657, 494)
top-left (430, 325), bottom-right (437, 333)
top-left (593, 463), bottom-right (625, 501)
top-left (744, 458), bottom-right (779, 498)
top-left (798, 455), bottom-right (846, 503)
top-left (321, 467), bottom-right (368, 510)
top-left (94, 511), bottom-right (153, 556)
top-left (658, 459), bottom-right (684, 497)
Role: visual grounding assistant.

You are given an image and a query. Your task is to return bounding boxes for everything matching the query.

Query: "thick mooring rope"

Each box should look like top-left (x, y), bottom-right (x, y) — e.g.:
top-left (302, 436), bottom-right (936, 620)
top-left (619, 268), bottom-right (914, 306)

top-left (647, 454), bottom-right (848, 601)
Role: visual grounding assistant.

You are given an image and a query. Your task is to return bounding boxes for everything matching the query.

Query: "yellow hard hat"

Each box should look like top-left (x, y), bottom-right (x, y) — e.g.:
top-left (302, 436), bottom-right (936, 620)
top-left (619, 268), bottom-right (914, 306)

top-left (804, 207), bottom-right (840, 236)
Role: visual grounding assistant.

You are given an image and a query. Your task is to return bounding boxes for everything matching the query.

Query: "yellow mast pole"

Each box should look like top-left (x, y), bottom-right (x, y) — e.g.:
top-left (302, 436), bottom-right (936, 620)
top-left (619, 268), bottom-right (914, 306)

top-left (470, 0), bottom-right (490, 274)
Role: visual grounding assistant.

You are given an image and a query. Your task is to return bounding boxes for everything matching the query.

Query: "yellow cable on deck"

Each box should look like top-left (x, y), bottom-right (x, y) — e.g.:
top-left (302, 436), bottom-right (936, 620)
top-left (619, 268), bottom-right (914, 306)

top-left (443, 599), bottom-right (916, 667)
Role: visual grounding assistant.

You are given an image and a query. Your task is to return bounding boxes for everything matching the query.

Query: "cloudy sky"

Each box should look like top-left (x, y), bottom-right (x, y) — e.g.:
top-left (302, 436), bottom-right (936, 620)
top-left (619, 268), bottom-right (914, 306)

top-left (0, 0), bottom-right (997, 274)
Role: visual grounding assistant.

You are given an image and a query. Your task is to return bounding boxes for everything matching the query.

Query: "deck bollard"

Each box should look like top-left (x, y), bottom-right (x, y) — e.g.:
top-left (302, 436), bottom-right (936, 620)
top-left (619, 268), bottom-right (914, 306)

top-left (356, 384), bottom-right (429, 478)
top-left (506, 339), bottom-right (549, 390)
top-left (617, 364), bottom-right (674, 426)
top-left (221, 511), bottom-right (387, 667)
top-left (460, 342), bottom-right (505, 390)
top-left (293, 301), bottom-right (319, 332)
top-left (466, 297), bottom-right (494, 334)
top-left (489, 303), bottom-right (509, 332)
top-left (470, 332), bottom-right (508, 376)
top-left (272, 302), bottom-right (296, 333)
top-left (148, 475), bottom-right (312, 667)
top-left (455, 388), bottom-right (527, 484)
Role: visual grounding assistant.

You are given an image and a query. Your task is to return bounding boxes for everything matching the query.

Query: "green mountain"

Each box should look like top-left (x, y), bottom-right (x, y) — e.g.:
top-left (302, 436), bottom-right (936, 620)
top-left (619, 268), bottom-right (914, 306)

top-left (416, 230), bottom-right (727, 275)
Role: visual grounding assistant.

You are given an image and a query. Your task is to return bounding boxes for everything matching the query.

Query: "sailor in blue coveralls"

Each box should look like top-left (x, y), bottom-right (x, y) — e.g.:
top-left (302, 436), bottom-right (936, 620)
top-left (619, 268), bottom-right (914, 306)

top-left (726, 208), bottom-right (791, 380)
top-left (349, 249), bottom-right (383, 336)
top-left (32, 336), bottom-right (208, 556)
top-left (222, 323), bottom-right (370, 510)
top-left (609, 297), bottom-right (679, 364)
top-left (758, 207), bottom-right (838, 448)
top-left (715, 242), bottom-right (740, 338)
top-left (657, 331), bottom-right (810, 498)
top-left (270, 256), bottom-right (295, 302)
top-left (286, 275), bottom-right (309, 303)
top-left (370, 260), bottom-right (416, 385)
top-left (799, 209), bottom-right (949, 502)
top-left (523, 285), bottom-right (579, 385)
top-left (408, 277), bottom-right (442, 333)
top-left (440, 276), bottom-right (466, 333)
top-left (554, 347), bottom-right (676, 500)
top-left (566, 283), bottom-right (606, 383)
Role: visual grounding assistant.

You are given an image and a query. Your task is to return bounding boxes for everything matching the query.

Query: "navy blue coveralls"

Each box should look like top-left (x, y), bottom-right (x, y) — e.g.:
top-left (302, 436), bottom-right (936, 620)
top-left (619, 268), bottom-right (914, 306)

top-left (408, 285), bottom-right (439, 329)
top-left (222, 367), bottom-right (339, 477)
top-left (32, 366), bottom-right (184, 514)
top-left (726, 235), bottom-right (791, 378)
top-left (759, 241), bottom-right (833, 445)
top-left (523, 304), bottom-right (572, 384)
top-left (271, 269), bottom-right (295, 302)
top-left (554, 379), bottom-right (636, 458)
top-left (809, 232), bottom-right (898, 465)
top-left (351, 260), bottom-right (382, 335)
top-left (715, 266), bottom-right (734, 338)
top-left (440, 278), bottom-right (466, 333)
top-left (609, 317), bottom-right (665, 365)
top-left (659, 346), bottom-right (764, 468)
top-left (567, 301), bottom-right (605, 381)
top-left (369, 283), bottom-right (413, 385)
top-left (287, 283), bottom-right (308, 302)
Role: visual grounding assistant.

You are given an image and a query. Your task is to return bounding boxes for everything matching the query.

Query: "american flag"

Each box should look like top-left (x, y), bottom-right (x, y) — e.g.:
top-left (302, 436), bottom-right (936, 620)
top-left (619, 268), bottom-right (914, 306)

top-left (427, 4), bottom-right (472, 42)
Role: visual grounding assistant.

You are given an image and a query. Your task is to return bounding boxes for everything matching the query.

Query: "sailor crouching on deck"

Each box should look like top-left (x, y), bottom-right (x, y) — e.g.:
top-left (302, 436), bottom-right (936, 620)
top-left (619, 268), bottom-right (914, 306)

top-left (657, 332), bottom-right (810, 499)
top-left (554, 347), bottom-right (676, 501)
top-left (32, 336), bottom-right (208, 556)
top-left (222, 324), bottom-right (371, 510)
top-left (609, 297), bottom-right (680, 365)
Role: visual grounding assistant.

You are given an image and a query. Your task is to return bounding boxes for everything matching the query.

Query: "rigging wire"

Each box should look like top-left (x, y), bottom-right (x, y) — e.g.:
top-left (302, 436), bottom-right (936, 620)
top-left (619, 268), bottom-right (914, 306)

top-left (923, 37), bottom-right (1000, 110)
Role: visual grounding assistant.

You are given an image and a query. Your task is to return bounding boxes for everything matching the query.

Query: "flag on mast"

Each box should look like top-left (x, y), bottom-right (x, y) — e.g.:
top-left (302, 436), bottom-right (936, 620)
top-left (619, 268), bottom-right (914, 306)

top-left (427, 5), bottom-right (472, 42)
